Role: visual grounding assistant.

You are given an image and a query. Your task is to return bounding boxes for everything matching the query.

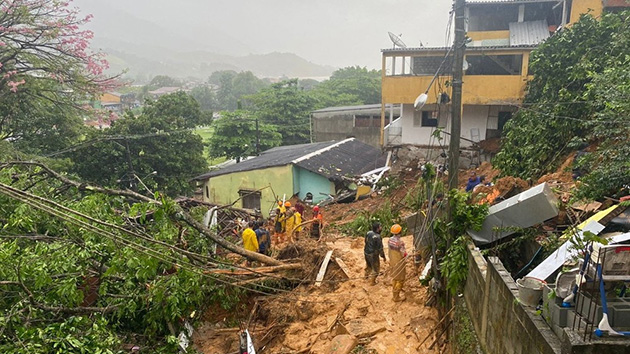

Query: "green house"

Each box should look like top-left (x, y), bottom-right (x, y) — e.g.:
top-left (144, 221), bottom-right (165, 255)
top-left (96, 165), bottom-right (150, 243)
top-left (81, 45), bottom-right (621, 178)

top-left (192, 138), bottom-right (386, 216)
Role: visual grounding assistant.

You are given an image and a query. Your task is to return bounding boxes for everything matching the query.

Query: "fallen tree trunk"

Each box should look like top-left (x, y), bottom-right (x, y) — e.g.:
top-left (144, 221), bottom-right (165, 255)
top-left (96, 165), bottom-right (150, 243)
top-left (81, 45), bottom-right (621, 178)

top-left (177, 211), bottom-right (283, 266)
top-left (205, 263), bottom-right (301, 275)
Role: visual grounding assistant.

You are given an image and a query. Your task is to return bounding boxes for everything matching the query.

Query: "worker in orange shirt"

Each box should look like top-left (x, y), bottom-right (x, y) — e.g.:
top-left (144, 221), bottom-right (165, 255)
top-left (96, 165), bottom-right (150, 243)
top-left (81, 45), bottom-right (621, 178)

top-left (310, 205), bottom-right (324, 240)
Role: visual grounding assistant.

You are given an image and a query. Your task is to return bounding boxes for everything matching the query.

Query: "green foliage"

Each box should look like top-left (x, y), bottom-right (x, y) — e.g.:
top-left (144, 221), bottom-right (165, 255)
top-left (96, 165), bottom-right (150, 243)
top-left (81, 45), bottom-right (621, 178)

top-left (340, 202), bottom-right (404, 238)
top-left (431, 190), bottom-right (488, 294)
top-left (209, 70), bottom-right (269, 111)
top-left (147, 75), bottom-right (182, 90)
top-left (494, 11), bottom-right (630, 199)
top-left (0, 165), bottom-right (241, 352)
top-left (189, 85), bottom-right (217, 112)
top-left (207, 110), bottom-right (282, 160)
top-left (440, 235), bottom-right (469, 294)
top-left (245, 79), bottom-right (315, 146)
top-left (70, 92), bottom-right (210, 196)
top-left (376, 175), bottom-right (403, 197)
top-left (405, 165), bottom-right (444, 210)
top-left (310, 66), bottom-right (382, 109)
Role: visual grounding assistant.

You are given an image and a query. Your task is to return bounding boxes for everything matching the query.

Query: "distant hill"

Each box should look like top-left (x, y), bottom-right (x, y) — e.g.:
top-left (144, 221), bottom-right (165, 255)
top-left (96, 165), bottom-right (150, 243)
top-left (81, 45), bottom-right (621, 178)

top-left (101, 45), bottom-right (336, 82)
top-left (81, 5), bottom-right (335, 82)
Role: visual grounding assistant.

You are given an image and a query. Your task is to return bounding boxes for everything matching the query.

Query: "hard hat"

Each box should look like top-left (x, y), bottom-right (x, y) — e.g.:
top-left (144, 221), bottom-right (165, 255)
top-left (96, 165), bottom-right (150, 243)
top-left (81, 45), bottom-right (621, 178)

top-left (285, 201), bottom-right (291, 207)
top-left (313, 206), bottom-right (320, 212)
top-left (277, 201), bottom-right (282, 206)
top-left (390, 224), bottom-right (402, 235)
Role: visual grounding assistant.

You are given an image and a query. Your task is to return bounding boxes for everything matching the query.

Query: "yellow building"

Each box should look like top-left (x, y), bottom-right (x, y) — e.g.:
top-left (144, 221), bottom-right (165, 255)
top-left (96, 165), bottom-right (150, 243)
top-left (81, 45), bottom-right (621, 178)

top-left (381, 0), bottom-right (619, 148)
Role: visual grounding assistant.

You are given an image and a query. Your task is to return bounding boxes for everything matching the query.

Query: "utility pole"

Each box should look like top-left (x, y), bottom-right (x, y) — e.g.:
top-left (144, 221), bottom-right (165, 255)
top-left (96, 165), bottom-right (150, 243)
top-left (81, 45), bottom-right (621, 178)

top-left (255, 116), bottom-right (260, 155)
top-left (448, 0), bottom-right (466, 191)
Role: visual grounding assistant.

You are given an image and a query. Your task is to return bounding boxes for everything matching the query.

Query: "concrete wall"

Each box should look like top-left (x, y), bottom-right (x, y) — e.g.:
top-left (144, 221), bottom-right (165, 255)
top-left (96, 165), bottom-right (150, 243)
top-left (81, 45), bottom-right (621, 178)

top-left (293, 166), bottom-right (335, 204)
top-left (400, 104), bottom-right (445, 146)
top-left (203, 165), bottom-right (294, 217)
top-left (312, 108), bottom-right (399, 148)
top-left (399, 104), bottom-right (514, 147)
top-left (463, 244), bottom-right (563, 354)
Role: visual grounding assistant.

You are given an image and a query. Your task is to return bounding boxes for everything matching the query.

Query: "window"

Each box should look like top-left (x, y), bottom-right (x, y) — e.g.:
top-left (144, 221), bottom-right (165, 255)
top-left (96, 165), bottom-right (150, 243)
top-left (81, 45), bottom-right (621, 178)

top-left (468, 5), bottom-right (519, 31)
top-left (466, 55), bottom-right (523, 75)
top-left (412, 56), bottom-right (453, 76)
top-left (239, 190), bottom-right (261, 210)
top-left (414, 110), bottom-right (438, 127)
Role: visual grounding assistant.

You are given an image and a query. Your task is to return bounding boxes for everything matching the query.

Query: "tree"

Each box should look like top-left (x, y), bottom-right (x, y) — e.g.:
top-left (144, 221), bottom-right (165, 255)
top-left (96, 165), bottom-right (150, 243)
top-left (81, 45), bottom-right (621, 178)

top-left (0, 161), bottom-right (260, 352)
top-left (70, 92), bottom-right (211, 196)
top-left (147, 75), bottom-right (182, 90)
top-left (0, 0), bottom-right (112, 153)
top-left (208, 111), bottom-right (282, 161)
top-left (209, 70), bottom-right (268, 111)
top-left (309, 66), bottom-right (381, 109)
top-left (246, 79), bottom-right (315, 146)
top-left (190, 85), bottom-right (217, 112)
top-left (215, 71), bottom-right (238, 111)
top-left (494, 11), bottom-right (630, 199)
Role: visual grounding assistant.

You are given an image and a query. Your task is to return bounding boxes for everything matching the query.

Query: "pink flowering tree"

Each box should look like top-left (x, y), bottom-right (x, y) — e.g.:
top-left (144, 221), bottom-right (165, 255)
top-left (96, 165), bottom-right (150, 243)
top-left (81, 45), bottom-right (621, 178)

top-left (0, 0), bottom-right (116, 152)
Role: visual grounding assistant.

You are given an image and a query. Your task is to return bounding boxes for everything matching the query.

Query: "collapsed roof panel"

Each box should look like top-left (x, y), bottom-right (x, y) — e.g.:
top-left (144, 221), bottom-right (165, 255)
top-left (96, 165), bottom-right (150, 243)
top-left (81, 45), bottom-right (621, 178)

top-left (468, 182), bottom-right (559, 245)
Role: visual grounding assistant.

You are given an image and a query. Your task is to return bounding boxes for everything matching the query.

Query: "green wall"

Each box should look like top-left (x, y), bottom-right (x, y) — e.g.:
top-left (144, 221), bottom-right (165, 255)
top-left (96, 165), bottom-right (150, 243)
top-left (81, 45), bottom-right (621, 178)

top-left (293, 166), bottom-right (335, 204)
top-left (203, 165), bottom-right (294, 217)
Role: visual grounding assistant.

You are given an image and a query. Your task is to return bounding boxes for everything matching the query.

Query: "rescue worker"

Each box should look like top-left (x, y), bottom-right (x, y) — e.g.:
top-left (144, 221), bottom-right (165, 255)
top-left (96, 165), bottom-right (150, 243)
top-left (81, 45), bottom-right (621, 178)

top-left (282, 201), bottom-right (291, 232)
top-left (364, 222), bottom-right (386, 285)
top-left (242, 220), bottom-right (259, 266)
top-left (292, 207), bottom-right (303, 239)
top-left (255, 220), bottom-right (271, 256)
top-left (388, 224), bottom-right (407, 301)
top-left (310, 205), bottom-right (323, 240)
top-left (274, 201), bottom-right (286, 233)
top-left (284, 207), bottom-right (297, 241)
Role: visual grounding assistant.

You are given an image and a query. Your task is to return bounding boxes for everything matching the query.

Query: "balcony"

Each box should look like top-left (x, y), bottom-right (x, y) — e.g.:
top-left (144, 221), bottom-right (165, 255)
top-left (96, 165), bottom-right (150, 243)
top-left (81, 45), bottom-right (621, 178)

top-left (382, 48), bottom-right (531, 105)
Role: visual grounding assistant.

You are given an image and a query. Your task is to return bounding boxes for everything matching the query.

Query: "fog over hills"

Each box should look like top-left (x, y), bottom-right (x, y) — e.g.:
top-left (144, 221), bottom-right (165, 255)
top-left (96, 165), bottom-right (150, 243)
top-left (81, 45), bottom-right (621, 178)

top-left (75, 0), bottom-right (451, 81)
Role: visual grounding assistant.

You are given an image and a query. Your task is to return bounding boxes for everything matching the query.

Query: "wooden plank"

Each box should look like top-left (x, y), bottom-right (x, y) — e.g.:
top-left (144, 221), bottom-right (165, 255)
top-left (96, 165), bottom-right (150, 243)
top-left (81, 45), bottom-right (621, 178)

top-left (334, 257), bottom-right (352, 279)
top-left (315, 250), bottom-right (333, 287)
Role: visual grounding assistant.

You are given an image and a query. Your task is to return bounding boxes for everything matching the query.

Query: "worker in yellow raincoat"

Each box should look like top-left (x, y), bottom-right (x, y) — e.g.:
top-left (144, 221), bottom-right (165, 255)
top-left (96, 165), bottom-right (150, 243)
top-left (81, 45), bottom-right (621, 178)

top-left (242, 221), bottom-right (259, 252)
top-left (388, 224), bottom-right (407, 302)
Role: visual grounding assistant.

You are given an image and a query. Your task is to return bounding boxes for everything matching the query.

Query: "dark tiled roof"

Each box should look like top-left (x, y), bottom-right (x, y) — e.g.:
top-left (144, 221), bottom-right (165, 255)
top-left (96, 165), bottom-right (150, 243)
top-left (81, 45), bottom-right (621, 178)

top-left (193, 138), bottom-right (385, 181)
top-left (294, 139), bottom-right (386, 178)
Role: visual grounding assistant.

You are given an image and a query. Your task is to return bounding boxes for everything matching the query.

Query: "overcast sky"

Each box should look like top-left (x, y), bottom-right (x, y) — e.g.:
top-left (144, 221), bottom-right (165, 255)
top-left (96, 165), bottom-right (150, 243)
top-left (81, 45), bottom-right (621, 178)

top-left (75, 0), bottom-right (453, 69)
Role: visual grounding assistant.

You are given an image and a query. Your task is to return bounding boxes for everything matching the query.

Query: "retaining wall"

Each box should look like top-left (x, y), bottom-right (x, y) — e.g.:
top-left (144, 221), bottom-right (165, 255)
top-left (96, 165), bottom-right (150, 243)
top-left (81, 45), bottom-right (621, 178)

top-left (463, 244), bottom-right (563, 354)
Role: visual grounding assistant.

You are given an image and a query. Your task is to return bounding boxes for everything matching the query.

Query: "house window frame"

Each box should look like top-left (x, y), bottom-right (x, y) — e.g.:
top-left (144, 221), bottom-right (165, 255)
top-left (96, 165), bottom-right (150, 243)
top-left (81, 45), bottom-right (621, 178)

top-left (238, 189), bottom-right (261, 210)
top-left (414, 110), bottom-right (439, 127)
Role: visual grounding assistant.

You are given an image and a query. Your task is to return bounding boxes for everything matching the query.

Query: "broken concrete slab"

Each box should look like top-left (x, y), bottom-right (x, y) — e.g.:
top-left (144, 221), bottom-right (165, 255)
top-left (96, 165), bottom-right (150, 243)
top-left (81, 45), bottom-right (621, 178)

top-left (327, 334), bottom-right (358, 354)
top-left (468, 182), bottom-right (559, 245)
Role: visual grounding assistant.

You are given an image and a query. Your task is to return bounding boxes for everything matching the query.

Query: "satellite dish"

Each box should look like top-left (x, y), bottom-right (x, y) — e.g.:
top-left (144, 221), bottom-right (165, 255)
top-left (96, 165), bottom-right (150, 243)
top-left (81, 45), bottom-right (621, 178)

top-left (414, 93), bottom-right (428, 110)
top-left (388, 32), bottom-right (407, 49)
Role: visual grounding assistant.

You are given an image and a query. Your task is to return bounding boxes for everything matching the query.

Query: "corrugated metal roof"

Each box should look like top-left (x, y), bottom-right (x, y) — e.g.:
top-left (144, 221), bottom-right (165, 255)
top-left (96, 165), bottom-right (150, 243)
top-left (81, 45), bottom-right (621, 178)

top-left (466, 0), bottom-right (557, 4)
top-left (509, 20), bottom-right (550, 46)
top-left (192, 138), bottom-right (385, 180)
top-left (312, 104), bottom-right (382, 114)
top-left (381, 44), bottom-right (537, 54)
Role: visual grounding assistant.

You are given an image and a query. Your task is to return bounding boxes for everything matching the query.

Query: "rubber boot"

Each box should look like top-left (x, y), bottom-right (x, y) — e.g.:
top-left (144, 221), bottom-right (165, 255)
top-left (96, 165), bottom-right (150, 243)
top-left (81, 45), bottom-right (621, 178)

top-left (369, 274), bottom-right (377, 286)
top-left (393, 290), bottom-right (401, 302)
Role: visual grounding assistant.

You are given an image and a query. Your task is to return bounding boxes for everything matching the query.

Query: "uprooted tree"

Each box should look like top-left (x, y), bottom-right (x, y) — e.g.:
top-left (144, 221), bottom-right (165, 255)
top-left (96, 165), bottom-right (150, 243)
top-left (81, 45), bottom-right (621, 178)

top-left (0, 158), bottom-right (296, 353)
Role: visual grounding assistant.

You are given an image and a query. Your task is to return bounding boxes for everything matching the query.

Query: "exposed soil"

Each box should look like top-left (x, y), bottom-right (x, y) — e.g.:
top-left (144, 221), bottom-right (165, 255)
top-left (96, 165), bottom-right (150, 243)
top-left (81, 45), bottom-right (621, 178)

top-left (193, 234), bottom-right (441, 354)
